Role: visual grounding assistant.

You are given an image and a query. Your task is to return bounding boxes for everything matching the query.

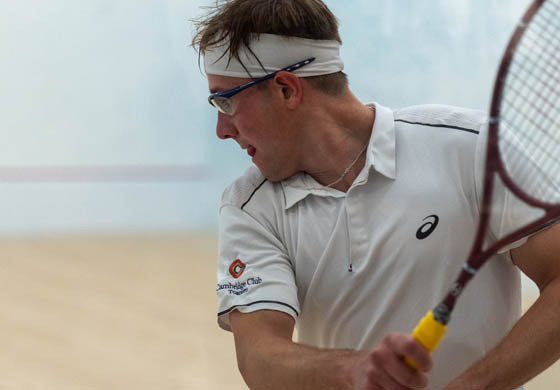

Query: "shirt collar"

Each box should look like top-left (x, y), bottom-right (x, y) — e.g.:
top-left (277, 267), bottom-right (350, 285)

top-left (282, 102), bottom-right (397, 210)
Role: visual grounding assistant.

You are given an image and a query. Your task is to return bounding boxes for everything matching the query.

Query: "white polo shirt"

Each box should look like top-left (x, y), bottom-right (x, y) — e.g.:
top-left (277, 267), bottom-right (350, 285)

top-left (216, 103), bottom-right (538, 389)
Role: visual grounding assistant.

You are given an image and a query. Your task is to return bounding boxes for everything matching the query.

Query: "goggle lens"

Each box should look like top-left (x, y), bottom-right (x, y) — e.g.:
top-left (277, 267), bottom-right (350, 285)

top-left (209, 97), bottom-right (232, 115)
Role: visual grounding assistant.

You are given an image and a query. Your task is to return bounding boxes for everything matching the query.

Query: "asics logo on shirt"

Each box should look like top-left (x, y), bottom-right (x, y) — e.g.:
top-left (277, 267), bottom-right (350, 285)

top-left (416, 215), bottom-right (440, 240)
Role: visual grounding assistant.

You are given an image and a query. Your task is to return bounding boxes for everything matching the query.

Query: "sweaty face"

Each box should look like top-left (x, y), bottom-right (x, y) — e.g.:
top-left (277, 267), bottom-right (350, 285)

top-left (207, 74), bottom-right (300, 182)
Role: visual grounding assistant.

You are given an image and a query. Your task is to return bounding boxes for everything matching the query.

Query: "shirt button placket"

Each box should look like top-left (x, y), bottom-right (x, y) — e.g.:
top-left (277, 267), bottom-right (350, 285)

top-left (346, 189), bottom-right (368, 272)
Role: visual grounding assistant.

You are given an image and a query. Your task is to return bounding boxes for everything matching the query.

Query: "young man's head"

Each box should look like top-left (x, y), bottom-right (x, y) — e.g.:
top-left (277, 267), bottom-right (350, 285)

top-left (192, 0), bottom-right (350, 181)
top-left (192, 0), bottom-right (348, 97)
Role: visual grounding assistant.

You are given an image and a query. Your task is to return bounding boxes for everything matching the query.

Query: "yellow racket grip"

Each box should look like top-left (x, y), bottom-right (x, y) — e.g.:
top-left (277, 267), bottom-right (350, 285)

top-left (404, 310), bottom-right (446, 370)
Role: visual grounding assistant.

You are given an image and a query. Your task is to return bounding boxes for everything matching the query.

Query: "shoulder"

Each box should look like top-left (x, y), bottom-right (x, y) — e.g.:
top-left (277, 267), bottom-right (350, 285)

top-left (390, 105), bottom-right (489, 192)
top-left (219, 166), bottom-right (288, 246)
top-left (394, 104), bottom-right (487, 135)
top-left (392, 104), bottom-right (488, 163)
top-left (221, 166), bottom-right (282, 211)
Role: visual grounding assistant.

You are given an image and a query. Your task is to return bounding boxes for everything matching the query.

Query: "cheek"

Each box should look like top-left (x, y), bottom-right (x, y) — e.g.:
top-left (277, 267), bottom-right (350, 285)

top-left (234, 93), bottom-right (286, 144)
top-left (234, 110), bottom-right (271, 139)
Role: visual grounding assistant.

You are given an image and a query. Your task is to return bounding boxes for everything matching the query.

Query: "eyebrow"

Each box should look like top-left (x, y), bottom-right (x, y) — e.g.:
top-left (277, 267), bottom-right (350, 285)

top-left (209, 87), bottom-right (226, 94)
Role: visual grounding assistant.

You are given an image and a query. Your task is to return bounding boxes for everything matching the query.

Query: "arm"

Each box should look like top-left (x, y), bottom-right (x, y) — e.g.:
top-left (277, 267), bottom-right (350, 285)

top-left (230, 309), bottom-right (432, 390)
top-left (446, 223), bottom-right (560, 390)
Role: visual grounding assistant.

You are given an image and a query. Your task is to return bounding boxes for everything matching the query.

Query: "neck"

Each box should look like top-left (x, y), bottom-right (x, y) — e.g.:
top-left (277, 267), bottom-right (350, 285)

top-left (298, 92), bottom-right (375, 192)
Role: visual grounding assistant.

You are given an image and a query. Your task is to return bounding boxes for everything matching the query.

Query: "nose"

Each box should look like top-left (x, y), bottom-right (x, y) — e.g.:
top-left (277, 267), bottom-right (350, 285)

top-left (216, 112), bottom-right (238, 140)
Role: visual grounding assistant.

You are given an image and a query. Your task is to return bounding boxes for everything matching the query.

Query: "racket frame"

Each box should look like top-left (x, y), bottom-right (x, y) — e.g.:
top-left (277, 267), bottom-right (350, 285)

top-left (442, 0), bottom-right (560, 315)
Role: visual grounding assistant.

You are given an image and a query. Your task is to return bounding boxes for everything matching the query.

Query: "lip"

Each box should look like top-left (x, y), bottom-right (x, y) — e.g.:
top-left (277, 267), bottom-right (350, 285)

top-left (247, 145), bottom-right (256, 157)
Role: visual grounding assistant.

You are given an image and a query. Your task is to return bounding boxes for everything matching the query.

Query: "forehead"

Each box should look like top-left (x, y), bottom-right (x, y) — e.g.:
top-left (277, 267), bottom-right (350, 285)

top-left (207, 74), bottom-right (252, 93)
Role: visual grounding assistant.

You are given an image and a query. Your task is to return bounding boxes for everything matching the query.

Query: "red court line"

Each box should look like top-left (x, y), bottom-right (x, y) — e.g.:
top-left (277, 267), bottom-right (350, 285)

top-left (0, 165), bottom-right (209, 183)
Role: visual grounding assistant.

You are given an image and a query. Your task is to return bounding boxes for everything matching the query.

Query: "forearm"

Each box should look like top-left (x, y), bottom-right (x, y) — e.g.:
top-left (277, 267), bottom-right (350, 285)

top-left (446, 278), bottom-right (560, 390)
top-left (231, 310), bottom-right (431, 389)
top-left (237, 336), bottom-right (363, 390)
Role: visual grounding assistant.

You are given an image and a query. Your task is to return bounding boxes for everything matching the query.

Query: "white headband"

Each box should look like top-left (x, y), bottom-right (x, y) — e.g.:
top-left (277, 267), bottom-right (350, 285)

top-left (203, 33), bottom-right (344, 78)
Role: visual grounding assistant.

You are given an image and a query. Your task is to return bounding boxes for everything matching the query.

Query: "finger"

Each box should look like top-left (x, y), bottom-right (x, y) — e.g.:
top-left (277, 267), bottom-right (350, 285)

top-left (369, 339), bottom-right (428, 390)
top-left (388, 333), bottom-right (433, 372)
top-left (365, 362), bottom-right (413, 390)
top-left (380, 350), bottom-right (428, 389)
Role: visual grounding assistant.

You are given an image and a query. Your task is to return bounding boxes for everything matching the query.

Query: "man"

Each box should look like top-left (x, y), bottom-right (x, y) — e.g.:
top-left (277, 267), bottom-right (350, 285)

top-left (192, 0), bottom-right (560, 389)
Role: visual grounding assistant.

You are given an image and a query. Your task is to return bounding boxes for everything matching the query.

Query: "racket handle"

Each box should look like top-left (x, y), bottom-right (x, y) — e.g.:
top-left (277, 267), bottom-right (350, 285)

top-left (404, 310), bottom-right (446, 370)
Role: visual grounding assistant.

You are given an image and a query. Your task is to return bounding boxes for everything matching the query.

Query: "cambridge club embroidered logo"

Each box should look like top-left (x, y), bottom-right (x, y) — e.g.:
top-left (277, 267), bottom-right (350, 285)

top-left (229, 259), bottom-right (246, 279)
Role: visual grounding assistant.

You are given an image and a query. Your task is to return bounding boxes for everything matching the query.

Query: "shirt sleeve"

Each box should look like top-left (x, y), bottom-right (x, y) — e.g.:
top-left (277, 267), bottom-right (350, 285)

top-left (216, 204), bottom-right (299, 331)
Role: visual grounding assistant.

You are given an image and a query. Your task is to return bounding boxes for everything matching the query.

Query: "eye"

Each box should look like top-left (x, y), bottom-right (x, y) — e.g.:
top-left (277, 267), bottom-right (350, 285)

top-left (221, 99), bottom-right (231, 112)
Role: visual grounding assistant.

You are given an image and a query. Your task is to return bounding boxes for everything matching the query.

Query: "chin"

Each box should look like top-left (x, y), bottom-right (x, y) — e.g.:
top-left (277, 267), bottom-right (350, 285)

top-left (255, 164), bottom-right (293, 183)
top-left (259, 171), bottom-right (283, 183)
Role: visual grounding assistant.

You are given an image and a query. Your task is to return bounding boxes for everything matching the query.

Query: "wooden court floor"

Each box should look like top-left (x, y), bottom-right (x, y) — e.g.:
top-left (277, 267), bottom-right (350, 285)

top-left (0, 233), bottom-right (557, 389)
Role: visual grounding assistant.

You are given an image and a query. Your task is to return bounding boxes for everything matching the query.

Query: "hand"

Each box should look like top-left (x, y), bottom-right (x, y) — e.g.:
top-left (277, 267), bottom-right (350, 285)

top-left (349, 333), bottom-right (432, 390)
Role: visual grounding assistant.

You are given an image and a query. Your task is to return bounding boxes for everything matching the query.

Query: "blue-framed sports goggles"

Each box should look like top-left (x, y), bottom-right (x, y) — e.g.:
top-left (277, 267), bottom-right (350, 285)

top-left (208, 57), bottom-right (315, 115)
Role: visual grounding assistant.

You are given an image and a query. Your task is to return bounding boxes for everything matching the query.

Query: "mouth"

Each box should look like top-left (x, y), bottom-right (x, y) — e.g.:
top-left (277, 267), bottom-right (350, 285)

top-left (247, 145), bottom-right (256, 157)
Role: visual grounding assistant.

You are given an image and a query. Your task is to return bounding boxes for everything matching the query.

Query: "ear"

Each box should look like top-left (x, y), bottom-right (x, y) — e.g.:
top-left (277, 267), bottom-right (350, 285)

top-left (271, 71), bottom-right (303, 110)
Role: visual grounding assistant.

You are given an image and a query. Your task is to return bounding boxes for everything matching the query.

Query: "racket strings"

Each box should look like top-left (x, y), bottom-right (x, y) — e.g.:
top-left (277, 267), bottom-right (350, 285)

top-left (505, 73), bottom-right (558, 130)
top-left (503, 83), bottom-right (559, 191)
top-left (507, 2), bottom-right (560, 124)
top-left (510, 46), bottom-right (560, 105)
top-left (504, 38), bottom-right (559, 137)
top-left (499, 0), bottom-right (560, 203)
top-left (503, 79), bottom-right (560, 149)
top-left (525, 25), bottom-right (560, 68)
top-left (521, 30), bottom-right (560, 93)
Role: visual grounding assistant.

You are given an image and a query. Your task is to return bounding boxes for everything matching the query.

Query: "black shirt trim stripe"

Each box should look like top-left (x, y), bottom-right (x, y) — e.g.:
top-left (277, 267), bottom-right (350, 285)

top-left (395, 119), bottom-right (480, 135)
top-left (218, 300), bottom-right (299, 317)
top-left (241, 179), bottom-right (268, 210)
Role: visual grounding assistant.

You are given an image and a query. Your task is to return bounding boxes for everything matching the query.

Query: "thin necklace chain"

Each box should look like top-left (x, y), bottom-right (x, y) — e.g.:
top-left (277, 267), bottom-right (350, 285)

top-left (325, 105), bottom-right (375, 189)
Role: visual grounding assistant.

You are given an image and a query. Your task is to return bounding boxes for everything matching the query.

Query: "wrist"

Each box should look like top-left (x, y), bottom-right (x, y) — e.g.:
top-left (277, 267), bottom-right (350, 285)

top-left (445, 371), bottom-right (491, 390)
top-left (338, 350), bottom-right (369, 389)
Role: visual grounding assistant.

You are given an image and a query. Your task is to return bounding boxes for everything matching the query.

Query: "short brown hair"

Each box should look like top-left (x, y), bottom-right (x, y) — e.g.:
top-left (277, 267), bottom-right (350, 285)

top-left (192, 0), bottom-right (348, 96)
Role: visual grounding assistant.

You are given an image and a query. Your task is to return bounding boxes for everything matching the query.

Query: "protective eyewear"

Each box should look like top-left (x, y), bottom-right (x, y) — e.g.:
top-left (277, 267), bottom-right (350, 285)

top-left (208, 57), bottom-right (315, 115)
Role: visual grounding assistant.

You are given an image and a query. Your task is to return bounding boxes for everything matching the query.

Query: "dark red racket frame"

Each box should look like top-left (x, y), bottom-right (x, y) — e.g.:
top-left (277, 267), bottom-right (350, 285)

top-left (440, 0), bottom-right (560, 315)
